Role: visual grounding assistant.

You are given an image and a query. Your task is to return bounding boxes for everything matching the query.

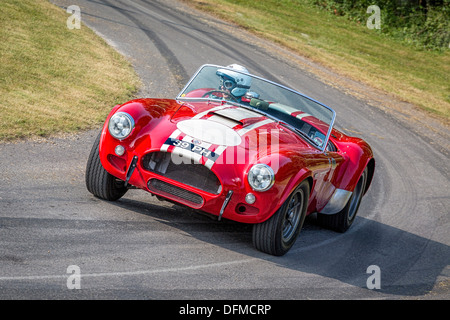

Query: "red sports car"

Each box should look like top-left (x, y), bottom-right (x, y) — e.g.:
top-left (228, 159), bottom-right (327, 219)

top-left (86, 64), bottom-right (375, 256)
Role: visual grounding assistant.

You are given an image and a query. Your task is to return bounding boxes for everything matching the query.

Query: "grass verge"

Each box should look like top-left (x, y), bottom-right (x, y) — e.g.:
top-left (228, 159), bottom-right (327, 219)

top-left (0, 0), bottom-right (140, 141)
top-left (184, 0), bottom-right (449, 122)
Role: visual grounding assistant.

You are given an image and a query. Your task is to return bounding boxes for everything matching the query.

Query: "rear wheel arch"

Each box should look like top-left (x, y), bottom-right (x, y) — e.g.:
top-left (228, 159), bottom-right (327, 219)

top-left (364, 158), bottom-right (375, 195)
top-left (318, 166), bottom-right (368, 232)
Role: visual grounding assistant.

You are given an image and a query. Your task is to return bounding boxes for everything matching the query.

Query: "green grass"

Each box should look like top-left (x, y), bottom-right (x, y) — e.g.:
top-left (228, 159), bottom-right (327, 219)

top-left (0, 0), bottom-right (140, 141)
top-left (185, 0), bottom-right (450, 121)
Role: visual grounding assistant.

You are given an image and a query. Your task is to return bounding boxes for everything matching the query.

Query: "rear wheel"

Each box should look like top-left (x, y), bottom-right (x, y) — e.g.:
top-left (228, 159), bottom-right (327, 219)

top-left (318, 167), bottom-right (368, 232)
top-left (85, 132), bottom-right (128, 201)
top-left (253, 180), bottom-right (310, 256)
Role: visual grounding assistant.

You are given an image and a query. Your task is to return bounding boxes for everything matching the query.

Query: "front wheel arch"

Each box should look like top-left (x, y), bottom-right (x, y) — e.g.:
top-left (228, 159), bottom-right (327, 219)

top-left (85, 132), bottom-right (128, 201)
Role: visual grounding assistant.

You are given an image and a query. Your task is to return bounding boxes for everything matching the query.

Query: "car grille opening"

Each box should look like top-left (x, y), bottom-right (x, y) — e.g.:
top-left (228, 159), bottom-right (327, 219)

top-left (142, 151), bottom-right (222, 194)
top-left (147, 179), bottom-right (204, 207)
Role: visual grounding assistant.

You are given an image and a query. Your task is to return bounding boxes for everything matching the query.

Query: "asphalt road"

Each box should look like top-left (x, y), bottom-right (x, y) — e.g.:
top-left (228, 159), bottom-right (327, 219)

top-left (1, 0), bottom-right (449, 300)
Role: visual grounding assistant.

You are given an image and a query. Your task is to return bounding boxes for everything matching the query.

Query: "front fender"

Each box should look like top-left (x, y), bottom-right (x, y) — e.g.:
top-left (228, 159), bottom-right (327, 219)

top-left (99, 99), bottom-right (182, 180)
top-left (263, 152), bottom-right (314, 219)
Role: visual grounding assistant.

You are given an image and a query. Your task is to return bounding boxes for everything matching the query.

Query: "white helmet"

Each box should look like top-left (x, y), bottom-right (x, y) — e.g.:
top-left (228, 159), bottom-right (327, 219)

top-left (216, 64), bottom-right (251, 98)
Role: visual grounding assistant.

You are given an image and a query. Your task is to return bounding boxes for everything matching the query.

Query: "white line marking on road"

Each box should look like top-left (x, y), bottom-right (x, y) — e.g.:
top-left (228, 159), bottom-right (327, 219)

top-left (0, 258), bottom-right (257, 281)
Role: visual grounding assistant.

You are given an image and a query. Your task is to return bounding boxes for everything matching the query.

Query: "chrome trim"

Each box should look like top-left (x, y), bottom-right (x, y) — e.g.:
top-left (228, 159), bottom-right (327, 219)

top-left (124, 155), bottom-right (138, 187)
top-left (218, 190), bottom-right (233, 221)
top-left (320, 189), bottom-right (352, 215)
top-left (177, 64), bottom-right (336, 152)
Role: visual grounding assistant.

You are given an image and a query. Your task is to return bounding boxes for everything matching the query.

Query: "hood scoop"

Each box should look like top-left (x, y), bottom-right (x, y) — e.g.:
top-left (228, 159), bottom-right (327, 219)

top-left (206, 111), bottom-right (243, 128)
top-left (210, 107), bottom-right (262, 122)
top-left (207, 107), bottom-right (265, 128)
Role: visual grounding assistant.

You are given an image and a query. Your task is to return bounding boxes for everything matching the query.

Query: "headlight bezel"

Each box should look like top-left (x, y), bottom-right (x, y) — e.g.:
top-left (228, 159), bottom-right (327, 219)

top-left (108, 112), bottom-right (135, 140)
top-left (247, 163), bottom-right (275, 192)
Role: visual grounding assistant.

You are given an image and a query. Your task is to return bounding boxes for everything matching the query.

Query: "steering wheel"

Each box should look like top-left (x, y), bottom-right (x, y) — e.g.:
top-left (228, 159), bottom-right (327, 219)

top-left (202, 90), bottom-right (239, 103)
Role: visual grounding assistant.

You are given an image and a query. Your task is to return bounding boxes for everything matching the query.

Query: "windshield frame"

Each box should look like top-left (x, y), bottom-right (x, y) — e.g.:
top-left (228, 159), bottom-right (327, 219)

top-left (176, 64), bottom-right (336, 152)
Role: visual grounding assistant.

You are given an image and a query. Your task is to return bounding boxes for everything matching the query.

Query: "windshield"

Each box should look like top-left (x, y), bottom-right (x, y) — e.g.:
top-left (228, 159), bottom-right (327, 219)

top-left (177, 64), bottom-right (336, 151)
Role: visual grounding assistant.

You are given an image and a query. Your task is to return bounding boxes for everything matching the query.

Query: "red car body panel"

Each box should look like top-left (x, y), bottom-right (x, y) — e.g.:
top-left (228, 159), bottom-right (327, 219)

top-left (98, 97), bottom-right (374, 224)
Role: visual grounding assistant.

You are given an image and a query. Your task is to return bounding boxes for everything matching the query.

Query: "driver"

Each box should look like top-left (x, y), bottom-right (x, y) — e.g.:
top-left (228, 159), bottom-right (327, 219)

top-left (216, 64), bottom-right (252, 102)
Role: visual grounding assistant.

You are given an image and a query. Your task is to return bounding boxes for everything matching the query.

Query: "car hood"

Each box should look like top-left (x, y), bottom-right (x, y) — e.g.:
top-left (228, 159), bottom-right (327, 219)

top-left (171, 101), bottom-right (310, 147)
top-left (140, 101), bottom-right (313, 170)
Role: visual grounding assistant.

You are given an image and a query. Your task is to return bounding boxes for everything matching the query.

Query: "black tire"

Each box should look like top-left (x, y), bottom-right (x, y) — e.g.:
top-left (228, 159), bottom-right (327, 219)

top-left (318, 167), bottom-right (368, 232)
top-left (253, 180), bottom-right (310, 256)
top-left (85, 132), bottom-right (128, 201)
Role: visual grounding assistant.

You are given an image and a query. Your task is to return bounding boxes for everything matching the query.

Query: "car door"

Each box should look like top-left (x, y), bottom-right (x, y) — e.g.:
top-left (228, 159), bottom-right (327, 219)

top-left (310, 148), bottom-right (344, 211)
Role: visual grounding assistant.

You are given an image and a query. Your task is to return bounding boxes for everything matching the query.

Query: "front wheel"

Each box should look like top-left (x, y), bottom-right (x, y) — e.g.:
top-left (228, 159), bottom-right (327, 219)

top-left (85, 132), bottom-right (128, 201)
top-left (252, 180), bottom-right (310, 256)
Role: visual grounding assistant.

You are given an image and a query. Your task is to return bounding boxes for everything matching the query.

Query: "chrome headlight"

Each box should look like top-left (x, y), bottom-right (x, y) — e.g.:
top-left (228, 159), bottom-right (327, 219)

top-left (247, 164), bottom-right (275, 192)
top-left (108, 112), bottom-right (134, 140)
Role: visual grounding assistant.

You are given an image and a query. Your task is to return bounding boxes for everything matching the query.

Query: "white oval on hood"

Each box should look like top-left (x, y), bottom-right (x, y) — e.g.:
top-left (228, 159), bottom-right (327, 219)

top-left (177, 119), bottom-right (242, 147)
